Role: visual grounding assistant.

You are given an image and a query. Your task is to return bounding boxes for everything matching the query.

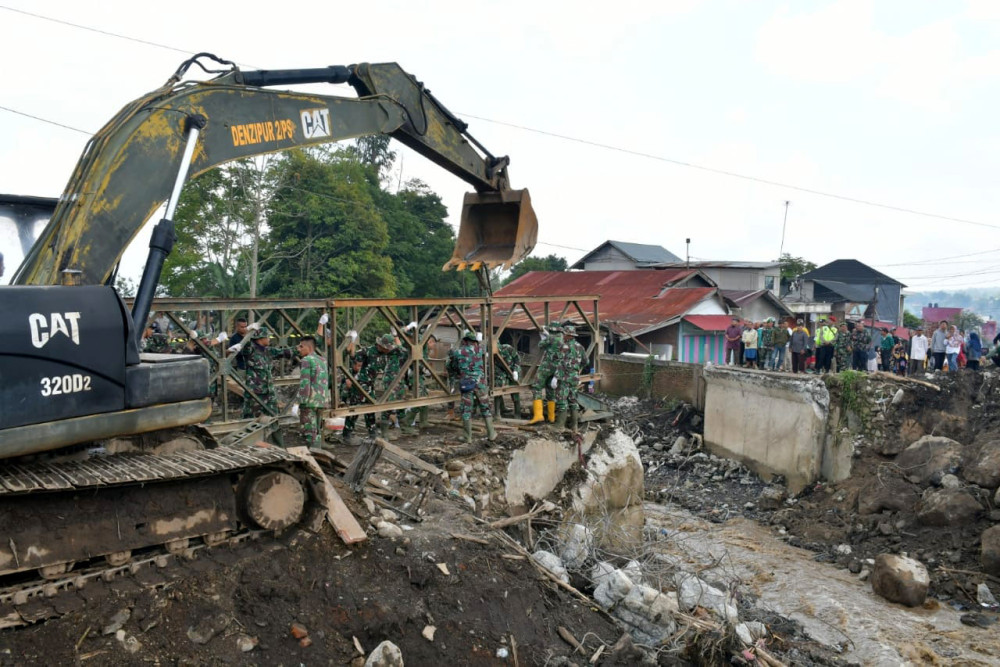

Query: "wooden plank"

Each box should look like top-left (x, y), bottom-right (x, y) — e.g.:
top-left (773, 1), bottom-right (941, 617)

top-left (287, 447), bottom-right (367, 544)
top-left (374, 438), bottom-right (445, 477)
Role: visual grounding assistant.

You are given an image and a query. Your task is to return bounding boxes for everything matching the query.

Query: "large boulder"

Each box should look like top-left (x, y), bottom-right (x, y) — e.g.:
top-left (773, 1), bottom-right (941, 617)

top-left (964, 440), bottom-right (1000, 489)
top-left (870, 554), bottom-right (929, 607)
top-left (567, 430), bottom-right (645, 548)
top-left (983, 526), bottom-right (1000, 576)
top-left (916, 488), bottom-right (983, 526)
top-left (505, 432), bottom-right (598, 511)
top-left (857, 478), bottom-right (919, 515)
top-left (894, 436), bottom-right (963, 485)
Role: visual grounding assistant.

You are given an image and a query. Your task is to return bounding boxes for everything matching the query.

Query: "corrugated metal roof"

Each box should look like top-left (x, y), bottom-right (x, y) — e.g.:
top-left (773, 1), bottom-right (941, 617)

top-left (569, 240), bottom-right (681, 269)
top-left (683, 315), bottom-right (735, 332)
top-left (921, 307), bottom-right (963, 323)
top-left (496, 271), bottom-right (719, 335)
top-left (655, 260), bottom-right (780, 269)
top-left (801, 259), bottom-right (905, 287)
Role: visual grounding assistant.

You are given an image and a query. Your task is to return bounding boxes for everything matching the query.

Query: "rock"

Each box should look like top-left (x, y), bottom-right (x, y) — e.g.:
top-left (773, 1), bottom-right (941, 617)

top-left (236, 635), bottom-right (258, 652)
top-left (531, 550), bottom-right (569, 583)
top-left (118, 633), bottom-right (141, 654)
top-left (558, 523), bottom-right (593, 570)
top-left (445, 460), bottom-right (465, 472)
top-left (735, 621), bottom-right (767, 646)
top-left (894, 436), bottom-right (963, 484)
top-left (290, 622), bottom-right (309, 639)
top-left (856, 477), bottom-right (920, 515)
top-left (102, 608), bottom-right (131, 635)
top-left (977, 583), bottom-right (998, 608)
top-left (891, 388), bottom-right (904, 405)
top-left (363, 497), bottom-right (377, 513)
top-left (300, 637), bottom-right (313, 648)
top-left (377, 521), bottom-right (404, 539)
top-left (621, 559), bottom-right (644, 584)
top-left (757, 486), bottom-right (785, 510)
top-left (995, 487), bottom-right (1000, 506)
top-left (674, 573), bottom-right (739, 623)
top-left (940, 474), bottom-right (961, 489)
top-left (593, 569), bottom-right (634, 609)
top-left (965, 440), bottom-right (1000, 489)
top-left (365, 640), bottom-right (404, 667)
top-left (421, 625), bottom-right (436, 641)
top-left (835, 544), bottom-right (852, 556)
top-left (669, 436), bottom-right (688, 455)
top-left (858, 568), bottom-right (871, 581)
top-left (870, 554), bottom-right (929, 607)
top-left (187, 613), bottom-right (231, 645)
top-left (505, 433), bottom-right (598, 509)
top-left (898, 418), bottom-right (925, 448)
top-left (983, 526), bottom-right (1000, 576)
top-left (960, 613), bottom-right (997, 628)
top-left (612, 584), bottom-right (678, 644)
top-left (652, 442), bottom-right (665, 452)
top-left (591, 561), bottom-right (616, 587)
top-left (916, 488), bottom-right (983, 526)
top-left (379, 509), bottom-right (399, 522)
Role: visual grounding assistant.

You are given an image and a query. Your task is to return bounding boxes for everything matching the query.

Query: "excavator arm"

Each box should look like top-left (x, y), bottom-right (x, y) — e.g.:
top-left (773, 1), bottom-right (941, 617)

top-left (13, 55), bottom-right (536, 287)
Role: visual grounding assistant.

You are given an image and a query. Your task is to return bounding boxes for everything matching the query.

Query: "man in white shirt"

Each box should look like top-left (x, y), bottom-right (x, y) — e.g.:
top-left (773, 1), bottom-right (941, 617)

top-left (909, 326), bottom-right (929, 375)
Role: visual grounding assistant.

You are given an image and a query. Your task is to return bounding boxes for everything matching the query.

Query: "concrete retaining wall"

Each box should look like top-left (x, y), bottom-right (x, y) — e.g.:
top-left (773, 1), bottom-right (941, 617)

top-left (599, 354), bottom-right (705, 410)
top-left (702, 366), bottom-right (832, 493)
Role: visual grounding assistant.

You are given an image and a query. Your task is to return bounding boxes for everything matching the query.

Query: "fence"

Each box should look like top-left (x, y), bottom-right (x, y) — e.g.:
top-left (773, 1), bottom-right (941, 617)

top-left (140, 295), bottom-right (600, 425)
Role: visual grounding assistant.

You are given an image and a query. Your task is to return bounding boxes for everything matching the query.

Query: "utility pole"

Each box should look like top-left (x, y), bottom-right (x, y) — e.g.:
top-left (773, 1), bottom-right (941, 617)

top-left (685, 238), bottom-right (691, 270)
top-left (778, 200), bottom-right (790, 260)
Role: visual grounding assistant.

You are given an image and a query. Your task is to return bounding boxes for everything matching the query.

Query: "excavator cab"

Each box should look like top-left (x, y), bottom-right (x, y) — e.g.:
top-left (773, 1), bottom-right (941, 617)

top-left (445, 188), bottom-right (537, 271)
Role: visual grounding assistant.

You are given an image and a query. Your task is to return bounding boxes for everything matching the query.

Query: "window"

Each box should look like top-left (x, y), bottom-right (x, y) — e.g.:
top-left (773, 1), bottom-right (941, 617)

top-left (764, 276), bottom-right (776, 291)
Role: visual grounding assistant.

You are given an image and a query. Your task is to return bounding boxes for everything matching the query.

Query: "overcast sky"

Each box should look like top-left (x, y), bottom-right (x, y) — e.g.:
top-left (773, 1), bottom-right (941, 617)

top-left (2, 0), bottom-right (1000, 292)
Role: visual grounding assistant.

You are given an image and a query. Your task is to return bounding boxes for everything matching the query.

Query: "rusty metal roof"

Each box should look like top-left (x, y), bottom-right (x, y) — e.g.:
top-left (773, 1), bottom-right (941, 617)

top-left (682, 315), bottom-right (736, 332)
top-left (495, 271), bottom-right (720, 335)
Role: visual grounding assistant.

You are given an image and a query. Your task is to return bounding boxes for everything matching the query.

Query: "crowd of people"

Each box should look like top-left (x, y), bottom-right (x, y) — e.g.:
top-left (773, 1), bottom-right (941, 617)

top-left (722, 316), bottom-right (996, 375)
top-left (139, 311), bottom-right (588, 448)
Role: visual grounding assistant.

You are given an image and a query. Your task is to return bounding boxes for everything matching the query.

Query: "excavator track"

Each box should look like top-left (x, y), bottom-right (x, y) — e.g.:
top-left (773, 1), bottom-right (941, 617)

top-left (0, 444), bottom-right (321, 586)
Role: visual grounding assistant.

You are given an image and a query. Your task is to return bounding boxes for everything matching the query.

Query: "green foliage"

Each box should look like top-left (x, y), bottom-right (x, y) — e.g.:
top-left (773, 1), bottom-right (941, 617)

top-left (641, 354), bottom-right (656, 399)
top-left (902, 310), bottom-right (922, 328)
top-left (779, 253), bottom-right (817, 281)
top-left (834, 370), bottom-right (869, 428)
top-left (955, 309), bottom-right (986, 333)
top-left (502, 253), bottom-right (569, 287)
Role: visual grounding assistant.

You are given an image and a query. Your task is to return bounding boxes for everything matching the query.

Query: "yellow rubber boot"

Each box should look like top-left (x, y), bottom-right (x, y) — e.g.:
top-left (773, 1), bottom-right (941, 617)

top-left (528, 399), bottom-right (545, 424)
top-left (547, 401), bottom-right (556, 423)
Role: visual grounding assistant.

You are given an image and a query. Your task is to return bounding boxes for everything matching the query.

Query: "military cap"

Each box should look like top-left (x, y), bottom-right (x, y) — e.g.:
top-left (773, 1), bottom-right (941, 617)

top-left (462, 329), bottom-right (478, 342)
top-left (251, 326), bottom-right (272, 340)
top-left (377, 333), bottom-right (396, 348)
top-left (562, 325), bottom-right (578, 336)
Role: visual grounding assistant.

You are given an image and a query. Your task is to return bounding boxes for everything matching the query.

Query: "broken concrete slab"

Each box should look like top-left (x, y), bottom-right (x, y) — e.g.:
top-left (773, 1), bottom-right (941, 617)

top-left (567, 430), bottom-right (645, 548)
top-left (505, 432), bottom-right (597, 510)
top-left (674, 572), bottom-right (739, 623)
top-left (870, 554), bottom-right (929, 607)
top-left (702, 366), bottom-right (832, 493)
top-left (612, 584), bottom-right (678, 645)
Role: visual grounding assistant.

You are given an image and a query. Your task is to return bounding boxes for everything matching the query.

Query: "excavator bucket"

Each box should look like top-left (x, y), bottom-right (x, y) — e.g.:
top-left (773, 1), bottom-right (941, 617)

top-left (443, 189), bottom-right (538, 271)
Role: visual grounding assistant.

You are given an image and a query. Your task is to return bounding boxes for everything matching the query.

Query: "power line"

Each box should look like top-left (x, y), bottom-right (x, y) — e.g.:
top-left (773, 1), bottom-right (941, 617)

top-left (0, 104), bottom-right (91, 135)
top-left (873, 246), bottom-right (1000, 267)
top-left (460, 112), bottom-right (1000, 233)
top-left (0, 4), bottom-right (193, 55)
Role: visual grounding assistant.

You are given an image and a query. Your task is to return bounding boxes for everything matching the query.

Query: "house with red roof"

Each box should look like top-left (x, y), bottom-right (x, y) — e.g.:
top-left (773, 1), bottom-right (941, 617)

top-left (492, 269), bottom-right (733, 363)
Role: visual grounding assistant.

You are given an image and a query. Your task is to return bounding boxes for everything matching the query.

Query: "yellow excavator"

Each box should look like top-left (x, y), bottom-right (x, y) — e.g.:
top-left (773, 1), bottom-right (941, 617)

top-left (0, 54), bottom-right (536, 601)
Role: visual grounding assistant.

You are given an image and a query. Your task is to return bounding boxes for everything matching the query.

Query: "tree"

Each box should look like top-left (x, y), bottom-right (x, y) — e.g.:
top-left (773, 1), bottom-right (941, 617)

top-left (955, 309), bottom-right (985, 333)
top-left (262, 148), bottom-right (396, 298)
top-left (902, 311), bottom-right (922, 329)
top-left (778, 253), bottom-right (817, 281)
top-left (502, 254), bottom-right (569, 287)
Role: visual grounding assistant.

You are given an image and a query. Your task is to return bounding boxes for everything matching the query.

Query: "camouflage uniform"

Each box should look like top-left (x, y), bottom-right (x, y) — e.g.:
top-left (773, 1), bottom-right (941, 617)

top-left (239, 328), bottom-right (294, 419)
top-left (758, 326), bottom-right (774, 368)
top-left (834, 330), bottom-right (851, 373)
top-left (297, 350), bottom-right (330, 447)
top-left (143, 332), bottom-right (170, 353)
top-left (343, 345), bottom-right (378, 437)
top-left (553, 333), bottom-right (587, 412)
top-left (447, 336), bottom-right (491, 420)
top-left (531, 325), bottom-right (564, 401)
top-left (494, 343), bottom-right (522, 416)
top-left (849, 327), bottom-right (871, 372)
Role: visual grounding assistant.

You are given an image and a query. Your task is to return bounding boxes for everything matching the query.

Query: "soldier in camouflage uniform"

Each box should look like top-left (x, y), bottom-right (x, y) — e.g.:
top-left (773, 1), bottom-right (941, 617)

top-left (529, 324), bottom-right (565, 424)
top-left (849, 322), bottom-right (871, 371)
top-left (834, 323), bottom-right (851, 373)
top-left (447, 330), bottom-right (497, 443)
top-left (295, 335), bottom-right (330, 448)
top-left (237, 326), bottom-right (294, 419)
top-left (142, 323), bottom-right (170, 353)
top-left (494, 342), bottom-right (522, 418)
top-left (552, 325), bottom-right (588, 430)
top-left (341, 336), bottom-right (378, 443)
top-left (374, 334), bottom-right (410, 438)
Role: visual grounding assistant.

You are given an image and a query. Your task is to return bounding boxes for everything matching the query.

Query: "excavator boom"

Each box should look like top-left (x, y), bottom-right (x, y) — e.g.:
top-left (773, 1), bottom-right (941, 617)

top-left (14, 57), bottom-right (536, 286)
